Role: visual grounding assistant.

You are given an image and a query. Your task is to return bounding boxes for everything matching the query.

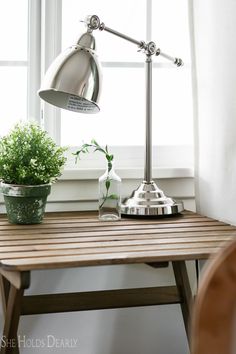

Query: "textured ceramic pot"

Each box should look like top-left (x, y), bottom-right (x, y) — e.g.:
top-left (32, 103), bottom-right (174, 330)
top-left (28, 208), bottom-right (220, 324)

top-left (1, 182), bottom-right (51, 224)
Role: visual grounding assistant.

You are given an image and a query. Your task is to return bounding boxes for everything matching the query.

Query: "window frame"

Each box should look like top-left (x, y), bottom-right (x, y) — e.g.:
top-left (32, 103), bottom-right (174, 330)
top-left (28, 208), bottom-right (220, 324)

top-left (27, 0), bottom-right (41, 124)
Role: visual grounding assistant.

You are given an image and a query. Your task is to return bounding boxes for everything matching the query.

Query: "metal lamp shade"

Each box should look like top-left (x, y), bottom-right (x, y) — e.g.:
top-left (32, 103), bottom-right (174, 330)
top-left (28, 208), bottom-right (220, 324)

top-left (38, 33), bottom-right (102, 113)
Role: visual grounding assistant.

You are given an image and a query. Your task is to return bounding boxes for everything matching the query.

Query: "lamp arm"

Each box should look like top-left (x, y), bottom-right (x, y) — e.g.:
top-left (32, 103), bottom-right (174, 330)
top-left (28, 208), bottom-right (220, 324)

top-left (84, 15), bottom-right (183, 66)
top-left (100, 25), bottom-right (143, 46)
top-left (157, 50), bottom-right (183, 67)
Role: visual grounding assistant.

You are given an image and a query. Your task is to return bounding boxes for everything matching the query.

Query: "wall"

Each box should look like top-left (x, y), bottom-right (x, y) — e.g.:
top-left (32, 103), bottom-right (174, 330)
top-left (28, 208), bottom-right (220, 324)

top-left (0, 174), bottom-right (195, 354)
top-left (191, 0), bottom-right (236, 224)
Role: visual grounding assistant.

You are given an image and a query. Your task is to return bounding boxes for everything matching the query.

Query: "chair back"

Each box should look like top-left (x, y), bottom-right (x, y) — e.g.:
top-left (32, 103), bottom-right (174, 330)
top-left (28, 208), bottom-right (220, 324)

top-left (191, 240), bottom-right (236, 354)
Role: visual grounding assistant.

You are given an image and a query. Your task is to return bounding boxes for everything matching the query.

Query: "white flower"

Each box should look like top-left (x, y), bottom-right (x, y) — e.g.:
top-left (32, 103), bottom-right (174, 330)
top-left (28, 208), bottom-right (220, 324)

top-left (30, 158), bottom-right (37, 167)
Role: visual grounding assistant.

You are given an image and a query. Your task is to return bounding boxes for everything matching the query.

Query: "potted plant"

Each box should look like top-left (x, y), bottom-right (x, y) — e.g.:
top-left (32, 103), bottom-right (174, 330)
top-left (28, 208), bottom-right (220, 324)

top-left (0, 122), bottom-right (67, 224)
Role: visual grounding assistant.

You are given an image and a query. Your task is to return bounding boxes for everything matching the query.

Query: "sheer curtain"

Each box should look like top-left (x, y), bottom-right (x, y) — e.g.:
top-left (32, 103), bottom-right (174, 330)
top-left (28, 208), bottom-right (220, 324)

top-left (190, 0), bottom-right (236, 224)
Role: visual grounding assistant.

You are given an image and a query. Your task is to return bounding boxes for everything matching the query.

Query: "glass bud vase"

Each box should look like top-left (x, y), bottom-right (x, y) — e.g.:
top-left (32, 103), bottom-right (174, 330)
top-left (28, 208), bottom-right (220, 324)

top-left (98, 164), bottom-right (121, 221)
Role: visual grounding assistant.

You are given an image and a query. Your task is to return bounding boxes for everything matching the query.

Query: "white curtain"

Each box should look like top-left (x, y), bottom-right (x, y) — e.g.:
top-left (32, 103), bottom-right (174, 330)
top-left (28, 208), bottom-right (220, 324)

top-left (190, 0), bottom-right (236, 224)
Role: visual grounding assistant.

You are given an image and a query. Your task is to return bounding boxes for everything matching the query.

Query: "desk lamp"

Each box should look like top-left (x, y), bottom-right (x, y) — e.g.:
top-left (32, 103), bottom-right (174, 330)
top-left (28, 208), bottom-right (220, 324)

top-left (38, 15), bottom-right (184, 216)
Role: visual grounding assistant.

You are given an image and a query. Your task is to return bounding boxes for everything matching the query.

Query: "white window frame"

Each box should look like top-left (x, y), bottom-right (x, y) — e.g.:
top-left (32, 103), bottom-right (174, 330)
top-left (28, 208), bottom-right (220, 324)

top-left (29, 0), bottom-right (194, 179)
top-left (27, 0), bottom-right (41, 124)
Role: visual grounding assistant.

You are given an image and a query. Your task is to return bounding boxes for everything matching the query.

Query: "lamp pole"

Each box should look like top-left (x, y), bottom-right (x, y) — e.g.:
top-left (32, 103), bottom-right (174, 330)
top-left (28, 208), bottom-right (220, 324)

top-left (145, 55), bottom-right (152, 184)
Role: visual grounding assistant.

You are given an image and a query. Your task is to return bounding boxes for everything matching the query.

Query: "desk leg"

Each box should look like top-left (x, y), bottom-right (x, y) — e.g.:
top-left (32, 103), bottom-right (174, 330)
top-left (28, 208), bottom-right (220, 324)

top-left (172, 261), bottom-right (192, 343)
top-left (0, 275), bottom-right (10, 317)
top-left (0, 284), bottom-right (24, 354)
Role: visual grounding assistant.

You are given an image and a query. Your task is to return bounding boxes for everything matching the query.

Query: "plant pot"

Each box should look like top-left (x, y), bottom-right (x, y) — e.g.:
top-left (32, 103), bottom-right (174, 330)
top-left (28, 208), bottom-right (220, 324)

top-left (1, 182), bottom-right (51, 224)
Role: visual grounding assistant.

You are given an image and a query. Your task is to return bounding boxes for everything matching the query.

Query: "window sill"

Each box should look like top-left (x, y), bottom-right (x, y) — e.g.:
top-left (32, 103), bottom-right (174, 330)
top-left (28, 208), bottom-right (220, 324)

top-left (60, 167), bottom-right (194, 180)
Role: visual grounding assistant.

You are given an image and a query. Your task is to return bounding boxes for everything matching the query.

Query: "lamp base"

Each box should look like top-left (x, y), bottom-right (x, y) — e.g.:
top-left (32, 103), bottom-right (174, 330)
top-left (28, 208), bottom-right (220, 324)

top-left (121, 181), bottom-right (184, 216)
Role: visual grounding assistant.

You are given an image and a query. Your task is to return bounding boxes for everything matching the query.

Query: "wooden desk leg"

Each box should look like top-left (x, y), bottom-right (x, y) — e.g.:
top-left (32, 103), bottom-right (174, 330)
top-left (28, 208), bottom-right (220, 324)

top-left (0, 275), bottom-right (10, 317)
top-left (0, 284), bottom-right (24, 354)
top-left (172, 261), bottom-right (192, 344)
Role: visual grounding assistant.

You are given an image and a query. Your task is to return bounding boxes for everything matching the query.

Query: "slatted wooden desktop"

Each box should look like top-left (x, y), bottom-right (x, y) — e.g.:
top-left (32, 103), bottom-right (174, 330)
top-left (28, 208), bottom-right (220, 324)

top-left (0, 210), bottom-right (235, 353)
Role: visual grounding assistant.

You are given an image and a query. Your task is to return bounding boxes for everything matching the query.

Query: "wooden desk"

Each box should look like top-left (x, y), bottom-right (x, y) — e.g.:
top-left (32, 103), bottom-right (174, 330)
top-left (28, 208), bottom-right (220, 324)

top-left (0, 210), bottom-right (235, 353)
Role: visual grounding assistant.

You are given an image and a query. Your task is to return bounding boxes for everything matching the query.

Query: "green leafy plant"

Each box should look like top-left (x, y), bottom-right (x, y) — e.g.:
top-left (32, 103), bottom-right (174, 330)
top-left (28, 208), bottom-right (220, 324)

top-left (74, 139), bottom-right (114, 171)
top-left (74, 139), bottom-right (118, 207)
top-left (0, 122), bottom-right (67, 185)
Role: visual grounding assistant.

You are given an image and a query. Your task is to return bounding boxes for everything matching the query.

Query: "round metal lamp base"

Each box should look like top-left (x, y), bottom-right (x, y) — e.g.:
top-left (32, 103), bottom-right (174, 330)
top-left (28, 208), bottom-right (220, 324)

top-left (121, 181), bottom-right (184, 217)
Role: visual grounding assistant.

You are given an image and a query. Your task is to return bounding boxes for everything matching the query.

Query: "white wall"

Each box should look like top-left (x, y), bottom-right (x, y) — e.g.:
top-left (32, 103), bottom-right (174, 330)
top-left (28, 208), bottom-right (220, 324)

top-left (0, 175), bottom-right (195, 354)
top-left (191, 0), bottom-right (236, 224)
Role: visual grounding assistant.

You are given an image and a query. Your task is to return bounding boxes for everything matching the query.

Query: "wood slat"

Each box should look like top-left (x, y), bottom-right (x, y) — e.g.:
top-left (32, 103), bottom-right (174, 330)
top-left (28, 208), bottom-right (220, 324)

top-left (0, 215), bottom-right (216, 226)
top-left (0, 220), bottom-right (229, 229)
top-left (0, 225), bottom-right (233, 238)
top-left (0, 210), bottom-right (235, 271)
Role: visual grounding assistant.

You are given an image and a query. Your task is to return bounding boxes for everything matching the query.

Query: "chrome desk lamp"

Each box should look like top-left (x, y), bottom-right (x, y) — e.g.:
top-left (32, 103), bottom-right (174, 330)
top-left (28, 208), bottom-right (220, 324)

top-left (38, 15), bottom-right (184, 216)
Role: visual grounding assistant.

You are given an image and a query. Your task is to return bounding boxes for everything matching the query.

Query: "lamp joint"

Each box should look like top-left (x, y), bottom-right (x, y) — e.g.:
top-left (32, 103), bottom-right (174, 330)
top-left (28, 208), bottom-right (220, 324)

top-left (99, 22), bottom-right (105, 31)
top-left (146, 41), bottom-right (156, 55)
top-left (138, 41), bottom-right (146, 51)
top-left (86, 15), bottom-right (101, 31)
top-left (174, 58), bottom-right (183, 67)
top-left (138, 41), bottom-right (159, 56)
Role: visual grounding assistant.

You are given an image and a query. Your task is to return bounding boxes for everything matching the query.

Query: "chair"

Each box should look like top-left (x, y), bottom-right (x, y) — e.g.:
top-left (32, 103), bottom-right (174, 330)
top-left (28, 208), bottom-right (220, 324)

top-left (191, 239), bottom-right (236, 354)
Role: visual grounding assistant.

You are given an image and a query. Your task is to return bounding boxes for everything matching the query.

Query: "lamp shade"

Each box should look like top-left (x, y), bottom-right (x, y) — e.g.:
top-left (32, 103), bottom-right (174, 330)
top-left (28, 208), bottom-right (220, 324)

top-left (38, 32), bottom-right (102, 113)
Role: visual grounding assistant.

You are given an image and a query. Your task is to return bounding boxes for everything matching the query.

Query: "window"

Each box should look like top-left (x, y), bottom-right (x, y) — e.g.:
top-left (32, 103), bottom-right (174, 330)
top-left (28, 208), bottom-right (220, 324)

top-left (0, 0), bottom-right (193, 172)
top-left (0, 0), bottom-right (28, 136)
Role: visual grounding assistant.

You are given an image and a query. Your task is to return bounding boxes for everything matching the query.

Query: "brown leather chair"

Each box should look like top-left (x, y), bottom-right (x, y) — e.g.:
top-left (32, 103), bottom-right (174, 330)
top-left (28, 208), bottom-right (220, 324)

top-left (191, 240), bottom-right (236, 354)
